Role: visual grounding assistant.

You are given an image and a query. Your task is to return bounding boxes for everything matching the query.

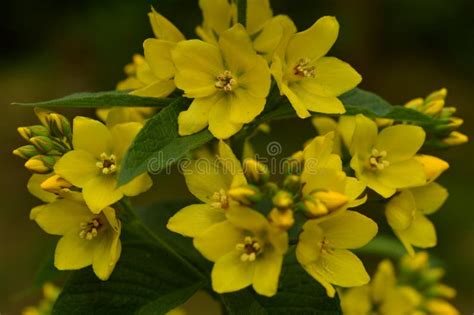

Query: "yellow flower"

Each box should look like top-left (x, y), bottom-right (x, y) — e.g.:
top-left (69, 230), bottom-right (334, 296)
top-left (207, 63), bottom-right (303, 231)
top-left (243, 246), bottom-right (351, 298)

top-left (301, 133), bottom-right (367, 218)
top-left (167, 141), bottom-right (247, 237)
top-left (271, 16), bottom-right (361, 118)
top-left (194, 206), bottom-right (288, 296)
top-left (54, 117), bottom-right (152, 213)
top-left (350, 114), bottom-right (426, 198)
top-left (148, 7), bottom-right (185, 43)
top-left (197, 0), bottom-right (295, 61)
top-left (173, 24), bottom-right (271, 139)
top-left (32, 197), bottom-right (121, 280)
top-left (296, 210), bottom-right (377, 297)
top-left (385, 183), bottom-right (448, 256)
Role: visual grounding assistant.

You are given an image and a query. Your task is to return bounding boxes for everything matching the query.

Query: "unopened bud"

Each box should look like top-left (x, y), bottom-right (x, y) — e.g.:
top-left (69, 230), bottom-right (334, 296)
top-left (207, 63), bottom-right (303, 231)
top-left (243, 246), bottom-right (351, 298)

top-left (283, 175), bottom-right (301, 193)
top-left (414, 155), bottom-right (449, 183)
top-left (440, 107), bottom-right (456, 118)
top-left (43, 283), bottom-right (60, 301)
top-left (303, 190), bottom-right (348, 218)
top-left (24, 155), bottom-right (58, 174)
top-left (404, 98), bottom-right (424, 110)
top-left (243, 159), bottom-right (269, 185)
top-left (269, 208), bottom-right (294, 230)
top-left (422, 267), bottom-right (445, 284)
top-left (47, 113), bottom-right (72, 139)
top-left (402, 251), bottom-right (429, 272)
top-left (423, 100), bottom-right (445, 116)
top-left (425, 299), bottom-right (458, 315)
top-left (272, 191), bottom-right (294, 209)
top-left (34, 107), bottom-right (53, 127)
top-left (426, 88), bottom-right (447, 103)
top-left (428, 284), bottom-right (456, 299)
top-left (285, 151), bottom-right (304, 174)
top-left (17, 125), bottom-right (49, 141)
top-left (227, 185), bottom-right (261, 205)
top-left (374, 118), bottom-right (394, 127)
top-left (40, 174), bottom-right (73, 194)
top-left (442, 131), bottom-right (468, 146)
top-left (13, 145), bottom-right (40, 159)
top-left (29, 136), bottom-right (55, 153)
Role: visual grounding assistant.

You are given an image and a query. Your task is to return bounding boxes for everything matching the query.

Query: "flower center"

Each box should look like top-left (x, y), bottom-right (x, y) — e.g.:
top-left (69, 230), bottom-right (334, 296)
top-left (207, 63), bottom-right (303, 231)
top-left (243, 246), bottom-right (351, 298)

top-left (236, 236), bottom-right (262, 262)
top-left (319, 237), bottom-right (332, 254)
top-left (368, 148), bottom-right (390, 171)
top-left (210, 188), bottom-right (230, 209)
top-left (215, 70), bottom-right (237, 92)
top-left (79, 218), bottom-right (102, 240)
top-left (294, 58), bottom-right (316, 78)
top-left (96, 153), bottom-right (117, 175)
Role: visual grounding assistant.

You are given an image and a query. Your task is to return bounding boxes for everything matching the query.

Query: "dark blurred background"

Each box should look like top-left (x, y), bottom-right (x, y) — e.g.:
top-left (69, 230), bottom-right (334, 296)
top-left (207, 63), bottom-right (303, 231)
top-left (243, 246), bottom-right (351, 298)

top-left (1, 0), bottom-right (473, 314)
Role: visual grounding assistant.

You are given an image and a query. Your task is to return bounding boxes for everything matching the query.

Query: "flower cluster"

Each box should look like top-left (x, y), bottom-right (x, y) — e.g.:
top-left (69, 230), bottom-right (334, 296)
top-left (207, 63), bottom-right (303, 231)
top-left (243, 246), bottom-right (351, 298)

top-left (14, 110), bottom-right (152, 280)
top-left (12, 0), bottom-right (469, 312)
top-left (341, 252), bottom-right (459, 315)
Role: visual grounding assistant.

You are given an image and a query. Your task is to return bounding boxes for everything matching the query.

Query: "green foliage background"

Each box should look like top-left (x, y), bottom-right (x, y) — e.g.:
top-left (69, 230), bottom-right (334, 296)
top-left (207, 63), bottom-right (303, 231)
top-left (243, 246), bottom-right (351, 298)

top-left (0, 0), bottom-right (473, 313)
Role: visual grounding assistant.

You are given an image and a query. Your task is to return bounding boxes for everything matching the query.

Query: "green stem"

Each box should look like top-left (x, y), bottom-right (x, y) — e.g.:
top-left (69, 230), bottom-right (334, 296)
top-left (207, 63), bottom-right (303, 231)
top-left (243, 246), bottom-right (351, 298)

top-left (236, 0), bottom-right (247, 26)
top-left (118, 199), bottom-right (206, 280)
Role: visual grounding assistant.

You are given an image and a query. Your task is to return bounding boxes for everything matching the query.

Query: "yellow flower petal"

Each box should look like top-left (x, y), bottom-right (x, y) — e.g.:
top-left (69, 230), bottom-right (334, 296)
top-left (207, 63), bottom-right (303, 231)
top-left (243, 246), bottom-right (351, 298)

top-left (378, 159), bottom-right (426, 189)
top-left (110, 122), bottom-right (143, 161)
top-left (194, 221), bottom-right (244, 261)
top-left (314, 249), bottom-right (370, 288)
top-left (83, 176), bottom-right (123, 213)
top-left (320, 211), bottom-right (378, 249)
top-left (253, 16), bottom-right (294, 59)
top-left (400, 212), bottom-right (437, 249)
top-left (350, 114), bottom-right (378, 157)
top-left (226, 206), bottom-right (268, 233)
top-left (198, 0), bottom-right (233, 35)
top-left (72, 117), bottom-right (113, 158)
top-left (371, 259), bottom-right (396, 303)
top-left (54, 150), bottom-right (99, 187)
top-left (143, 39), bottom-right (176, 80)
top-left (178, 96), bottom-right (215, 136)
top-left (27, 174), bottom-right (56, 203)
top-left (130, 79), bottom-right (176, 98)
top-left (218, 140), bottom-right (247, 188)
top-left (340, 286), bottom-right (372, 315)
top-left (286, 16), bottom-right (339, 66)
top-left (386, 190), bottom-right (416, 231)
top-left (339, 115), bottom-right (356, 148)
top-left (290, 82), bottom-right (346, 114)
top-left (236, 55), bottom-right (271, 99)
top-left (148, 7), bottom-right (185, 42)
top-left (414, 154), bottom-right (449, 183)
top-left (119, 173), bottom-right (153, 197)
top-left (229, 89), bottom-right (266, 124)
top-left (208, 96), bottom-right (244, 139)
top-left (410, 182), bottom-right (448, 215)
top-left (253, 250), bottom-right (283, 297)
top-left (167, 204), bottom-right (226, 237)
top-left (135, 59), bottom-right (158, 85)
top-left (304, 57), bottom-right (362, 96)
top-left (34, 199), bottom-right (91, 235)
top-left (296, 220), bottom-right (324, 263)
top-left (30, 205), bottom-right (46, 220)
top-left (219, 24), bottom-right (258, 74)
top-left (246, 0), bottom-right (273, 35)
top-left (173, 40), bottom-right (224, 98)
top-left (211, 250), bottom-right (254, 293)
top-left (55, 231), bottom-right (95, 270)
top-left (376, 125), bottom-right (425, 163)
top-left (92, 226), bottom-right (121, 281)
top-left (345, 177), bottom-right (367, 206)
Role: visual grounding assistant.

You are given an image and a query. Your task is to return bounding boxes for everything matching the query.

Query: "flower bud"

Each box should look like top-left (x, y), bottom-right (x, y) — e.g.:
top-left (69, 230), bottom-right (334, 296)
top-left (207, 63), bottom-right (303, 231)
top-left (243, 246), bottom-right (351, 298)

top-left (401, 251), bottom-right (429, 272)
top-left (243, 159), bottom-right (269, 185)
top-left (414, 155), bottom-right (449, 183)
top-left (423, 100), bottom-right (445, 116)
top-left (34, 107), bottom-right (53, 127)
top-left (47, 113), bottom-right (72, 139)
top-left (425, 299), bottom-right (458, 315)
top-left (440, 107), bottom-right (456, 118)
top-left (40, 174), bottom-right (73, 194)
top-left (425, 88), bottom-right (447, 103)
top-left (283, 175), bottom-right (301, 194)
top-left (12, 145), bottom-right (40, 159)
top-left (428, 284), bottom-right (456, 299)
top-left (227, 185), bottom-right (261, 205)
top-left (441, 131), bottom-right (468, 146)
top-left (303, 190), bottom-right (348, 218)
top-left (374, 118), bottom-right (394, 127)
top-left (272, 191), bottom-right (294, 209)
top-left (17, 125), bottom-right (49, 141)
top-left (284, 151), bottom-right (304, 174)
top-left (29, 136), bottom-right (55, 153)
top-left (269, 208), bottom-right (294, 230)
top-left (24, 155), bottom-right (58, 174)
top-left (404, 97), bottom-right (424, 110)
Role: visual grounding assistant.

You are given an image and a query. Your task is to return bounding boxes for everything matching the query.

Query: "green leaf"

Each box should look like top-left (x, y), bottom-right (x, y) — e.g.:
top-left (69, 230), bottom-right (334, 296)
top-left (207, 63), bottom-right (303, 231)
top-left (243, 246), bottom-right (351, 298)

top-left (14, 90), bottom-right (174, 108)
top-left (221, 250), bottom-right (342, 315)
top-left (118, 97), bottom-right (213, 186)
top-left (52, 224), bottom-right (206, 315)
top-left (340, 88), bottom-right (392, 116)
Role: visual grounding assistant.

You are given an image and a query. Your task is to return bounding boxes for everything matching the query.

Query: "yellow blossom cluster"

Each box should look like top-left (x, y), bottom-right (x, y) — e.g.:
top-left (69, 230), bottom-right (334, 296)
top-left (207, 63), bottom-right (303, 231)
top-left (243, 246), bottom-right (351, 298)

top-left (341, 252), bottom-right (459, 315)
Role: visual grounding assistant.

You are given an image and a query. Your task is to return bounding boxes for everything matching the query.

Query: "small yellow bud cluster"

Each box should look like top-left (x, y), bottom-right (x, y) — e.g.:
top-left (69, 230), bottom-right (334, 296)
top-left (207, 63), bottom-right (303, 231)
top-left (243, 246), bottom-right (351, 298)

top-left (40, 174), bottom-right (73, 194)
top-left (243, 159), bottom-right (270, 185)
top-left (13, 108), bottom-right (72, 174)
top-left (302, 190), bottom-right (348, 218)
top-left (405, 88), bottom-right (468, 147)
top-left (227, 185), bottom-right (262, 206)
